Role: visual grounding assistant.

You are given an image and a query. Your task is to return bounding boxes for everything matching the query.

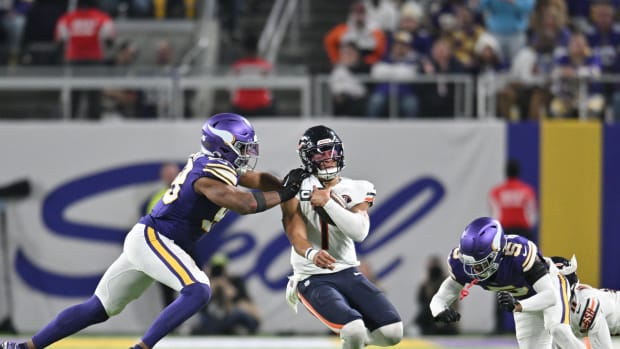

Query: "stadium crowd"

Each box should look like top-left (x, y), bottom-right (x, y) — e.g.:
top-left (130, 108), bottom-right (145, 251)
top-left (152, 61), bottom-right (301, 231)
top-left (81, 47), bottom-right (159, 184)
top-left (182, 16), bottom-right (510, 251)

top-left (1, 0), bottom-right (620, 121)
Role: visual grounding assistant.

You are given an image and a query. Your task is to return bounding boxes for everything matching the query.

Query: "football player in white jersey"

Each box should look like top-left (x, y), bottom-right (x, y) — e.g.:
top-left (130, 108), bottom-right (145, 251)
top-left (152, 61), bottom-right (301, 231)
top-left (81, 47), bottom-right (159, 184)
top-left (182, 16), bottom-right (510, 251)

top-left (281, 125), bottom-right (403, 349)
top-left (551, 255), bottom-right (620, 349)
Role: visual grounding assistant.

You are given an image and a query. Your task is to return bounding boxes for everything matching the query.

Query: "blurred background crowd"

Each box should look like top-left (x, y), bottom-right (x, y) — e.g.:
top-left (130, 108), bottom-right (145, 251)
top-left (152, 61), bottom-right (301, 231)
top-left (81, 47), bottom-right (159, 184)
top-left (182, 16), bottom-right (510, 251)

top-left (1, 0), bottom-right (619, 121)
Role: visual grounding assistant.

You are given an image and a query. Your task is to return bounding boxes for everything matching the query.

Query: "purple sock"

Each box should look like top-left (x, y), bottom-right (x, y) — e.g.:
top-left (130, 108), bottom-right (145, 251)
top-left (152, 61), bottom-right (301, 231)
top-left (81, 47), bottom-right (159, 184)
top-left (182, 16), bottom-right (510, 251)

top-left (31, 296), bottom-right (109, 348)
top-left (142, 283), bottom-right (211, 348)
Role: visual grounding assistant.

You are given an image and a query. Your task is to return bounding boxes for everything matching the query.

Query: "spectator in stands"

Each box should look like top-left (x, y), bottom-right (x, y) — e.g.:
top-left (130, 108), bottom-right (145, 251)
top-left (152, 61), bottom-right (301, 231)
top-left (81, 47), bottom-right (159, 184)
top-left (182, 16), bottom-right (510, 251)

top-left (549, 32), bottom-right (605, 119)
top-left (55, 0), bottom-right (115, 119)
top-left (363, 0), bottom-right (399, 33)
top-left (19, 0), bottom-right (66, 65)
top-left (497, 33), bottom-right (556, 120)
top-left (102, 40), bottom-right (139, 118)
top-left (418, 38), bottom-right (467, 118)
top-left (388, 1), bottom-right (432, 57)
top-left (476, 0), bottom-right (534, 62)
top-left (229, 33), bottom-right (276, 117)
top-left (191, 253), bottom-right (261, 335)
top-left (444, 3), bottom-right (487, 71)
top-left (583, 0), bottom-right (620, 122)
top-left (329, 41), bottom-right (369, 117)
top-left (472, 32), bottom-right (507, 76)
top-left (0, 0), bottom-right (32, 65)
top-left (367, 30), bottom-right (421, 118)
top-left (528, 0), bottom-right (571, 51)
top-left (324, 0), bottom-right (387, 70)
top-left (134, 39), bottom-right (174, 118)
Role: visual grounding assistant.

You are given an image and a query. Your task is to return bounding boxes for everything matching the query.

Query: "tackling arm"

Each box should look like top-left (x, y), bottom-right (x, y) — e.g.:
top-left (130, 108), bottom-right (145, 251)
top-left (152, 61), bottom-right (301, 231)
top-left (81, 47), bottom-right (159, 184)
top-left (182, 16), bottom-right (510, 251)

top-left (239, 170), bottom-right (283, 191)
top-left (194, 177), bottom-right (282, 214)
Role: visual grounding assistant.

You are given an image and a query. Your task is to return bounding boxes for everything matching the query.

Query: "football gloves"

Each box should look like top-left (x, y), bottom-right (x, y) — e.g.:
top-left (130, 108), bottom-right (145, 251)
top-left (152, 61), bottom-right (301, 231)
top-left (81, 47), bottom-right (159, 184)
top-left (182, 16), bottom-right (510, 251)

top-left (278, 168), bottom-right (309, 202)
top-left (434, 308), bottom-right (461, 323)
top-left (497, 291), bottom-right (519, 312)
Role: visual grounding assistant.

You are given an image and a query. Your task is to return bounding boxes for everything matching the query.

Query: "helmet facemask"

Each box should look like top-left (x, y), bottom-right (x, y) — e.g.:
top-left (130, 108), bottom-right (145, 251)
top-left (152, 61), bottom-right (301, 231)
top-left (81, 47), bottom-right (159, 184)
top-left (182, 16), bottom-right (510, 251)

top-left (460, 250), bottom-right (502, 281)
top-left (304, 143), bottom-right (343, 181)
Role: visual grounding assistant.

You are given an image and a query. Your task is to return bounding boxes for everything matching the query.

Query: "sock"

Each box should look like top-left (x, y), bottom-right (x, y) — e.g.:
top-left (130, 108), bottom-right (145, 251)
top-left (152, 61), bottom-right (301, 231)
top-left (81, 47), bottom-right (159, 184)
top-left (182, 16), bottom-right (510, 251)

top-left (31, 296), bottom-right (109, 348)
top-left (141, 283), bottom-right (211, 348)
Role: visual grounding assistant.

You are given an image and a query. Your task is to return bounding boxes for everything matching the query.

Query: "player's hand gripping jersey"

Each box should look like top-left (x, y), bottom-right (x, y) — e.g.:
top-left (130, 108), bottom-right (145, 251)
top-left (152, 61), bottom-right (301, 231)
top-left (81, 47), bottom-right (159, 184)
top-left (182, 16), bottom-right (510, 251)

top-left (140, 152), bottom-right (237, 253)
top-left (290, 175), bottom-right (375, 276)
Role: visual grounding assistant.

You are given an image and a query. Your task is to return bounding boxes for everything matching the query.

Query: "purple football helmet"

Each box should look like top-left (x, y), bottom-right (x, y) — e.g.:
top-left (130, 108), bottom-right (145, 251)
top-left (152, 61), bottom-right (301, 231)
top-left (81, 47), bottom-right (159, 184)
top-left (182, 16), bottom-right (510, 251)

top-left (201, 113), bottom-right (259, 175)
top-left (298, 125), bottom-right (344, 181)
top-left (458, 217), bottom-right (506, 281)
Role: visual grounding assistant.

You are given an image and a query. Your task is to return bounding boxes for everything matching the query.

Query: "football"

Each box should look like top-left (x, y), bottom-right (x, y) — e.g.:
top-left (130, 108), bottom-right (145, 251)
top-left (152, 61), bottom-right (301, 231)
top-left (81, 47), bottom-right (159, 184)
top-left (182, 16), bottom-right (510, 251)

top-left (314, 191), bottom-right (346, 225)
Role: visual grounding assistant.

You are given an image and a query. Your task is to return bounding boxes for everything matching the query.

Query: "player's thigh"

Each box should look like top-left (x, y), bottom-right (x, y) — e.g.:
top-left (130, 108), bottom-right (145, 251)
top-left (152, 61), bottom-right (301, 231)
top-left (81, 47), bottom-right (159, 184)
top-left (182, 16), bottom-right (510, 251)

top-left (514, 311), bottom-right (552, 349)
top-left (124, 224), bottom-right (209, 292)
top-left (94, 252), bottom-right (153, 315)
top-left (297, 276), bottom-right (362, 333)
top-left (543, 274), bottom-right (571, 330)
top-left (342, 273), bottom-right (401, 331)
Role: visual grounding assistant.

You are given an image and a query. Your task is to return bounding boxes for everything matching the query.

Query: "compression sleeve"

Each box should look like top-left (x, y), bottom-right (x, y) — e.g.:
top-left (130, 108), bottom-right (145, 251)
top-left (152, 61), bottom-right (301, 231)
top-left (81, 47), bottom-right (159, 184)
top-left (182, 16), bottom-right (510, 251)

top-left (430, 277), bottom-right (464, 317)
top-left (322, 199), bottom-right (369, 242)
top-left (519, 273), bottom-right (556, 312)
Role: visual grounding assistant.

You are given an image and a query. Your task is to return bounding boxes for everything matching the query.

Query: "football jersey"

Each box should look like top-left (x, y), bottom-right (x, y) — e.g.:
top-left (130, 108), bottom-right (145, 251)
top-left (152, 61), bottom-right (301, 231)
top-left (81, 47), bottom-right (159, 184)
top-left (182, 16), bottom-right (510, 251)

top-left (139, 152), bottom-right (238, 254)
top-left (448, 235), bottom-right (543, 300)
top-left (570, 284), bottom-right (620, 337)
top-left (290, 175), bottom-right (376, 277)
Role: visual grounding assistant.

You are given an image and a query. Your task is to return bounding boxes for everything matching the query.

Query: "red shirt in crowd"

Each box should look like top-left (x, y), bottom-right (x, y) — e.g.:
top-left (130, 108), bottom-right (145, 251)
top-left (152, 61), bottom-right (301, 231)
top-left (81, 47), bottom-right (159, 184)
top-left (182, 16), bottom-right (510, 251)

top-left (55, 8), bottom-right (115, 62)
top-left (230, 57), bottom-right (273, 111)
top-left (488, 178), bottom-right (538, 229)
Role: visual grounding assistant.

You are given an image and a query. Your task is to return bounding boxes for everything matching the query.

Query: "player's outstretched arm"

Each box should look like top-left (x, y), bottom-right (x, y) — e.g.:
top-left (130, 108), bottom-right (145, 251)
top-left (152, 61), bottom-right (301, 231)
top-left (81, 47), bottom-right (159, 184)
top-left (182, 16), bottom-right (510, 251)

top-left (430, 277), bottom-right (463, 319)
top-left (518, 257), bottom-right (556, 312)
top-left (579, 295), bottom-right (612, 349)
top-left (238, 170), bottom-right (283, 191)
top-left (195, 168), bottom-right (306, 214)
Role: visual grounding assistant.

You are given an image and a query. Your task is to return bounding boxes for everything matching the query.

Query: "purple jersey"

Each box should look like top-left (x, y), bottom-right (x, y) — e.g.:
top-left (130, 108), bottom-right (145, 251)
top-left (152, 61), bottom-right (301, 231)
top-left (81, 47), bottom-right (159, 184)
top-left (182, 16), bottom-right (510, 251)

top-left (139, 152), bottom-right (238, 253)
top-left (447, 235), bottom-right (545, 300)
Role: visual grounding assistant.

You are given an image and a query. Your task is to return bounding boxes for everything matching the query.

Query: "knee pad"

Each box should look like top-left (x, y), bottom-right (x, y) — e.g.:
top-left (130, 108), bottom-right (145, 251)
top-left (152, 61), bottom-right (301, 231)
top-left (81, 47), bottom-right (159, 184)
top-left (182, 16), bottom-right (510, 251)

top-left (340, 319), bottom-right (366, 348)
top-left (181, 282), bottom-right (211, 308)
top-left (370, 322), bottom-right (403, 346)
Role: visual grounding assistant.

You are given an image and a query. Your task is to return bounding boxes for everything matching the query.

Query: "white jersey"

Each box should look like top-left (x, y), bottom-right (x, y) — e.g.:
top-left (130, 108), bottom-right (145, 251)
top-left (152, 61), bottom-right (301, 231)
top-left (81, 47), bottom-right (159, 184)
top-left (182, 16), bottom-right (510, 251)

top-left (570, 283), bottom-right (620, 348)
top-left (290, 175), bottom-right (376, 278)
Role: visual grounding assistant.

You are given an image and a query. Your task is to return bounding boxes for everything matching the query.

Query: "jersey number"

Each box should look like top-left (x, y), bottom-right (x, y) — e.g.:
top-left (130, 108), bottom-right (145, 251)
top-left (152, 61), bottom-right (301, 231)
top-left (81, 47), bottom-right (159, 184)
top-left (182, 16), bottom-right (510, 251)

top-left (162, 157), bottom-right (193, 204)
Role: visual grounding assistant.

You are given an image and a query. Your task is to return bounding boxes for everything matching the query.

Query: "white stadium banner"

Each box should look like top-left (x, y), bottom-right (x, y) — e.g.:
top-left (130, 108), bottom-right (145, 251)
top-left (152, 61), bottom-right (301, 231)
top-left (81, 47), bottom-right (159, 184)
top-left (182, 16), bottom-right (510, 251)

top-left (0, 119), bottom-right (506, 335)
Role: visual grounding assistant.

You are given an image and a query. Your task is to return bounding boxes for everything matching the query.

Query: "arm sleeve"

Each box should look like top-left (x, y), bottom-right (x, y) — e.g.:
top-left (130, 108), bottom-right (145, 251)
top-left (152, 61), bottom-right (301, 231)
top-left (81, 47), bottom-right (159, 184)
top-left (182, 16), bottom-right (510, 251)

top-left (518, 273), bottom-right (556, 312)
top-left (322, 199), bottom-right (369, 242)
top-left (429, 277), bottom-right (463, 317)
top-left (587, 312), bottom-right (613, 349)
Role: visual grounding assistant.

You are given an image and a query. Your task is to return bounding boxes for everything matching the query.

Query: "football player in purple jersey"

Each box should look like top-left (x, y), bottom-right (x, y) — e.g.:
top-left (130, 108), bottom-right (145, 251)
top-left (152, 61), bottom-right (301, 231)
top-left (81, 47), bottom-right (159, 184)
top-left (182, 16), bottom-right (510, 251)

top-left (1, 113), bottom-right (307, 349)
top-left (429, 217), bottom-right (586, 349)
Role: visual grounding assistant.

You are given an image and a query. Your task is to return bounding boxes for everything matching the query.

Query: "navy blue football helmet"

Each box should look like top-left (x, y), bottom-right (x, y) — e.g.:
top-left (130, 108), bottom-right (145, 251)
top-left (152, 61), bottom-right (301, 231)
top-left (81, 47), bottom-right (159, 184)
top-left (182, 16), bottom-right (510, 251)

top-left (459, 217), bottom-right (506, 281)
top-left (297, 125), bottom-right (344, 181)
top-left (550, 255), bottom-right (579, 287)
top-left (201, 113), bottom-right (259, 175)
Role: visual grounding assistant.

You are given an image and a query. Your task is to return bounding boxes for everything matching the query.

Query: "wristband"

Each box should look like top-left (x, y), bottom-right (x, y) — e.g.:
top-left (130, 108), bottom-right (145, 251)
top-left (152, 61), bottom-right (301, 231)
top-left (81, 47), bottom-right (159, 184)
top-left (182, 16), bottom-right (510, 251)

top-left (304, 247), bottom-right (318, 262)
top-left (252, 191), bottom-right (267, 213)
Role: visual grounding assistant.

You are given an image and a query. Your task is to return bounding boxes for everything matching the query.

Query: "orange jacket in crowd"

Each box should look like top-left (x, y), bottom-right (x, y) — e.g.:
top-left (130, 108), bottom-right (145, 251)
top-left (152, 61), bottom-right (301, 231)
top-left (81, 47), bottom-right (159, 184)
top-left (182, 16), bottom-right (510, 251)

top-left (324, 23), bottom-right (387, 66)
